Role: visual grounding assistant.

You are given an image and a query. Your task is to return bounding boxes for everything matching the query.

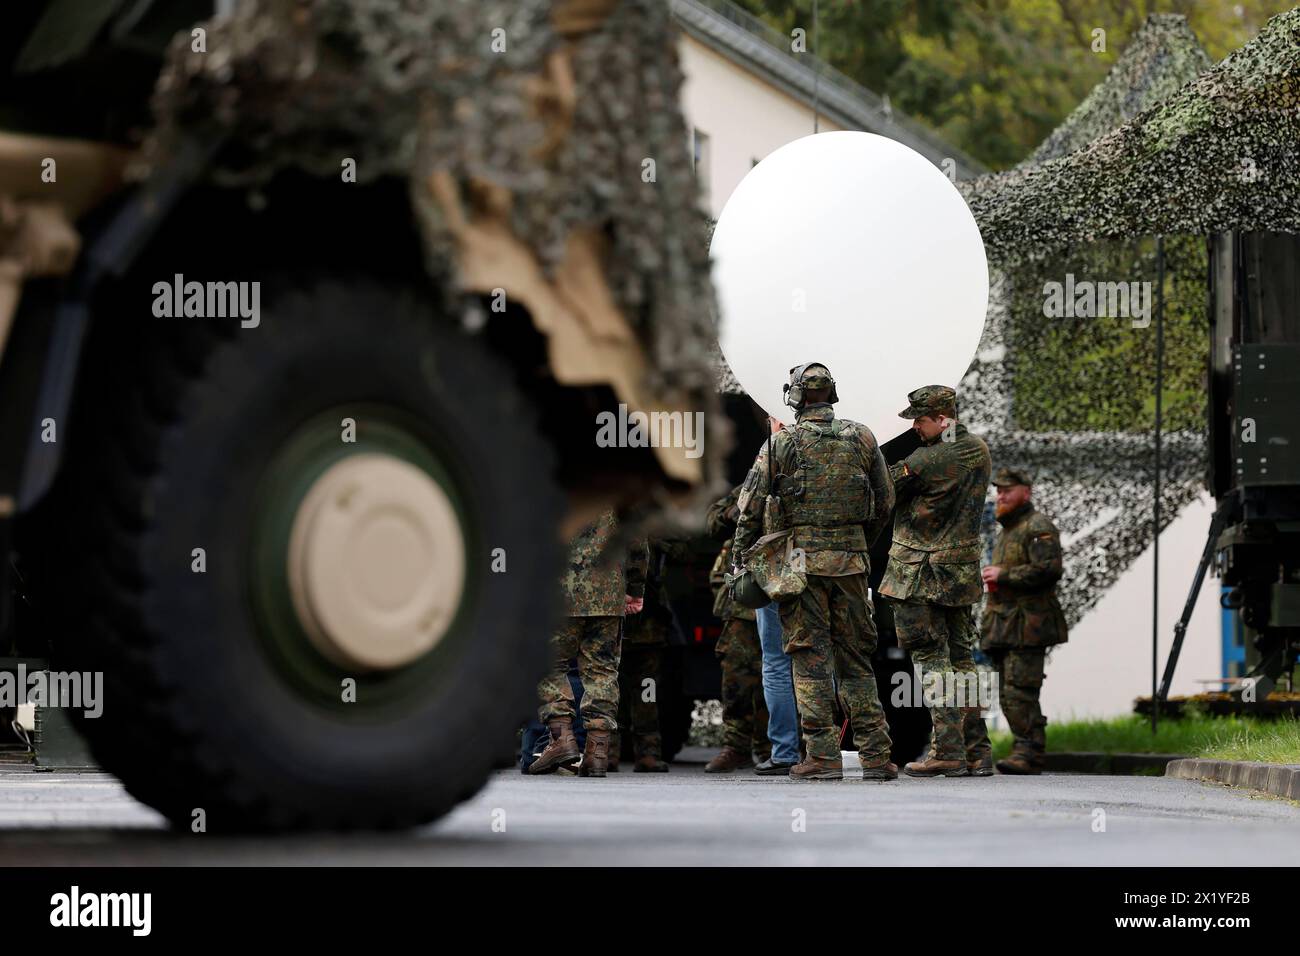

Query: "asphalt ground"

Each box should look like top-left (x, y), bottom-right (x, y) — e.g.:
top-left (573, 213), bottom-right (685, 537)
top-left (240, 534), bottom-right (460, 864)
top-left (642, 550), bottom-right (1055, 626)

top-left (0, 753), bottom-right (1296, 865)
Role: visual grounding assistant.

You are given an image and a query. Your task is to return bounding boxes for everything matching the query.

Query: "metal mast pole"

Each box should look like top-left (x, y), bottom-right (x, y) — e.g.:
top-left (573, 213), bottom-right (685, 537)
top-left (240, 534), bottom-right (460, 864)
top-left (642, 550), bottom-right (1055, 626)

top-left (1152, 235), bottom-right (1165, 733)
top-left (813, 0), bottom-right (820, 133)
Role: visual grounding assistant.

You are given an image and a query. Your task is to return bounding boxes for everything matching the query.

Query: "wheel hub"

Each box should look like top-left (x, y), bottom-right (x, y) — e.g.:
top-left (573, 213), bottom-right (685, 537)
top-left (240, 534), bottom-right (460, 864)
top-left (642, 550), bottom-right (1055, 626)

top-left (286, 453), bottom-right (466, 671)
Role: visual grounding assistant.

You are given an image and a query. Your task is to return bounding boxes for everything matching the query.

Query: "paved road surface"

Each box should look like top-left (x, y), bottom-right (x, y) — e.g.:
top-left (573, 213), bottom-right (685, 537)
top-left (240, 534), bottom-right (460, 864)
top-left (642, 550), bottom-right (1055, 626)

top-left (0, 759), bottom-right (1296, 865)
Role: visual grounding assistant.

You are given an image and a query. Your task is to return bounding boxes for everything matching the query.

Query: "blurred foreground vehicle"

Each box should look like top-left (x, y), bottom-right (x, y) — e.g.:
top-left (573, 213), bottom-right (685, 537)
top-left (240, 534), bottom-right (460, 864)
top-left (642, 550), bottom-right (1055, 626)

top-left (0, 0), bottom-right (720, 829)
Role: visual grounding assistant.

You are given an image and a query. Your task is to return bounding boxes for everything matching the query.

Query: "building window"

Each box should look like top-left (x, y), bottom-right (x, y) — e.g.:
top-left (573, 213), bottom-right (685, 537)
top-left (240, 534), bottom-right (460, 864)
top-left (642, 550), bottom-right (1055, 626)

top-left (691, 128), bottom-right (711, 207)
top-left (692, 128), bottom-right (709, 172)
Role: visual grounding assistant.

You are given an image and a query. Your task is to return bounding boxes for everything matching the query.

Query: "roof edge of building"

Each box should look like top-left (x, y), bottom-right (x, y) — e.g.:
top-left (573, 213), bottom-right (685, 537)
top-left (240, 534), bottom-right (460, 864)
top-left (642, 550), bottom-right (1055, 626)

top-left (671, 0), bottom-right (988, 179)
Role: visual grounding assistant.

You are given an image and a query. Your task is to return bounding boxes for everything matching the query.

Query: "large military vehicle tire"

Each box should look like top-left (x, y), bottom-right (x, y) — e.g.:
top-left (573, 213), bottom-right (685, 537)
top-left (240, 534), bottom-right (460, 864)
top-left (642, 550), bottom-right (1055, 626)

top-left (56, 278), bottom-right (564, 831)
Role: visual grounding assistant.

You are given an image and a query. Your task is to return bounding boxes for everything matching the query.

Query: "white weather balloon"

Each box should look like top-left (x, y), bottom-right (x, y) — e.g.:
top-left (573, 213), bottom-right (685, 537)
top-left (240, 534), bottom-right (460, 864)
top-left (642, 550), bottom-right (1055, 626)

top-left (711, 131), bottom-right (988, 440)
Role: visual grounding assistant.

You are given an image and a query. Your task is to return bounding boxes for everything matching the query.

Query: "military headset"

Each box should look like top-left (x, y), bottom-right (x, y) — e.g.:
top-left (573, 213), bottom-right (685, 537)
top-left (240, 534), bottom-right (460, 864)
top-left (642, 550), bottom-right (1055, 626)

top-left (783, 362), bottom-right (839, 409)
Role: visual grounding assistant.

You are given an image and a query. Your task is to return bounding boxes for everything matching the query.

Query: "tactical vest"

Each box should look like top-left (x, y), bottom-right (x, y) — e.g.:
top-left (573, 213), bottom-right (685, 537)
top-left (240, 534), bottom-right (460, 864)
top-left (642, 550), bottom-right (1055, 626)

top-left (773, 419), bottom-right (872, 551)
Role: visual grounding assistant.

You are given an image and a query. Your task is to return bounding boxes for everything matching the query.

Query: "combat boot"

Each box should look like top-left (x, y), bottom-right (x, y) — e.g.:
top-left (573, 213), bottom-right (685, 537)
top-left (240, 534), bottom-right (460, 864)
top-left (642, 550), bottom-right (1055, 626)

top-left (996, 750), bottom-right (1044, 775)
top-left (578, 729), bottom-right (612, 777)
top-left (967, 753), bottom-right (995, 776)
top-left (790, 756), bottom-right (843, 780)
top-left (705, 746), bottom-right (754, 773)
top-left (904, 756), bottom-right (969, 777)
top-left (633, 755), bottom-right (669, 773)
top-left (528, 718), bottom-right (581, 774)
top-left (860, 761), bottom-right (899, 781)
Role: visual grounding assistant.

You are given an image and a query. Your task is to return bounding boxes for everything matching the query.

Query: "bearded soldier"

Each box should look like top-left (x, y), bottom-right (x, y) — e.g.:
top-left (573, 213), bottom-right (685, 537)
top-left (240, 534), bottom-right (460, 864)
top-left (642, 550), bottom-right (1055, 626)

top-left (981, 467), bottom-right (1068, 775)
top-left (880, 385), bottom-right (994, 778)
top-left (732, 363), bottom-right (897, 781)
top-left (530, 510), bottom-right (647, 777)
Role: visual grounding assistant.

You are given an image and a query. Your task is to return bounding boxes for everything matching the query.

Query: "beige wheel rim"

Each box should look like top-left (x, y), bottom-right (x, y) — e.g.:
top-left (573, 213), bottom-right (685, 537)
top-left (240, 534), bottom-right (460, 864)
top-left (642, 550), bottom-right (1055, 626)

top-left (287, 453), bottom-right (466, 671)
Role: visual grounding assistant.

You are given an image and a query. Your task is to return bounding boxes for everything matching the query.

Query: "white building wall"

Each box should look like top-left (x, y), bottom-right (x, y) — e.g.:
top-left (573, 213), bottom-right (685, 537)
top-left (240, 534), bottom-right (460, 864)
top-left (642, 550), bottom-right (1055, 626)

top-left (1040, 494), bottom-right (1223, 720)
top-left (677, 35), bottom-right (842, 219)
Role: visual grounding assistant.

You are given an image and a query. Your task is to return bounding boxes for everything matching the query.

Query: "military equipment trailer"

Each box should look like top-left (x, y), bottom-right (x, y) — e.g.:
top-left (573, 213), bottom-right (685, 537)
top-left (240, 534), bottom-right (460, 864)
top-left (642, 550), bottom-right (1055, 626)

top-left (0, 1), bottom-right (721, 830)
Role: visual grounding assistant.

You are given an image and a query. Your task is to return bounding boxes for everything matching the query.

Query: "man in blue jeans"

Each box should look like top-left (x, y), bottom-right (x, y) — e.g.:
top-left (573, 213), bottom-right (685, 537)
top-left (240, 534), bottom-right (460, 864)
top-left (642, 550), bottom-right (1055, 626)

top-left (755, 600), bottom-right (801, 773)
top-left (745, 414), bottom-right (802, 774)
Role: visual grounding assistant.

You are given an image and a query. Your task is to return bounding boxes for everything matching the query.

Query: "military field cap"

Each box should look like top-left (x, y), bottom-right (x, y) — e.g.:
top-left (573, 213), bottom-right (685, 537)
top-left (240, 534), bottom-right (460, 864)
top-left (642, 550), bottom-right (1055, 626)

top-left (991, 466), bottom-right (1033, 488)
top-left (898, 384), bottom-right (957, 419)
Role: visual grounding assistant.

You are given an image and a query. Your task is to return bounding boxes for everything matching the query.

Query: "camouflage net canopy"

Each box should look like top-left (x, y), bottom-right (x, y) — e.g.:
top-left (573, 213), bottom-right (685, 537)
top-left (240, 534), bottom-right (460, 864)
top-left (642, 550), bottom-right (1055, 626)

top-left (955, 10), bottom-right (1300, 625)
top-left (1024, 16), bottom-right (1213, 167)
top-left (145, 0), bottom-right (718, 397)
top-left (964, 11), bottom-right (1300, 261)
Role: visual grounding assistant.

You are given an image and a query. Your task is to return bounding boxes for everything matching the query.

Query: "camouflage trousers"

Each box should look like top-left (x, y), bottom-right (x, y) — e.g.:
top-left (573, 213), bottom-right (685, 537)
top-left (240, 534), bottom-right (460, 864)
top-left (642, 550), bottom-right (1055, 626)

top-left (892, 602), bottom-right (992, 762)
top-left (777, 573), bottom-right (891, 764)
top-left (537, 616), bottom-right (621, 732)
top-left (612, 642), bottom-right (664, 759)
top-left (990, 648), bottom-right (1047, 754)
top-left (715, 618), bottom-right (771, 757)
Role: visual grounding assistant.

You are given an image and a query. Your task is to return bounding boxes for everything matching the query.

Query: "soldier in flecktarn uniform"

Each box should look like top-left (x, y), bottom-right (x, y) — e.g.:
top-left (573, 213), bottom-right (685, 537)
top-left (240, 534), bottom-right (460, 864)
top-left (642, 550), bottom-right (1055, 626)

top-left (703, 486), bottom-right (771, 773)
top-left (530, 510), bottom-right (648, 778)
top-left (611, 539), bottom-right (676, 773)
top-left (733, 363), bottom-right (897, 781)
top-left (981, 467), bottom-right (1068, 775)
top-left (880, 386), bottom-right (995, 778)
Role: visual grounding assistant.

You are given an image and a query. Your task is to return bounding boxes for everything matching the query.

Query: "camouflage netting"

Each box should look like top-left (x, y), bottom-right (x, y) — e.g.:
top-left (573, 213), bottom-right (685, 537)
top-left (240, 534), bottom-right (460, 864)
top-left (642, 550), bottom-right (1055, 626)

top-left (144, 0), bottom-right (718, 396)
top-left (956, 11), bottom-right (1300, 625)
top-left (1025, 15), bottom-right (1213, 166)
top-left (963, 10), bottom-right (1300, 260)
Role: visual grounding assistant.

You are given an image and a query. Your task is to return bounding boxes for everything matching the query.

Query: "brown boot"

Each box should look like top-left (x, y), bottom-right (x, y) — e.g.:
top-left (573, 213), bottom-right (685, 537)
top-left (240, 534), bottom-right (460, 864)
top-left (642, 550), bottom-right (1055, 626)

top-left (967, 753), bottom-right (995, 777)
top-left (578, 729), bottom-right (611, 777)
top-left (904, 756), bottom-right (969, 778)
top-left (528, 719), bottom-right (581, 774)
top-left (705, 746), bottom-right (754, 773)
top-left (790, 755), bottom-right (843, 780)
top-left (996, 751), bottom-right (1044, 775)
top-left (633, 755), bottom-right (669, 773)
top-left (860, 761), bottom-right (899, 781)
